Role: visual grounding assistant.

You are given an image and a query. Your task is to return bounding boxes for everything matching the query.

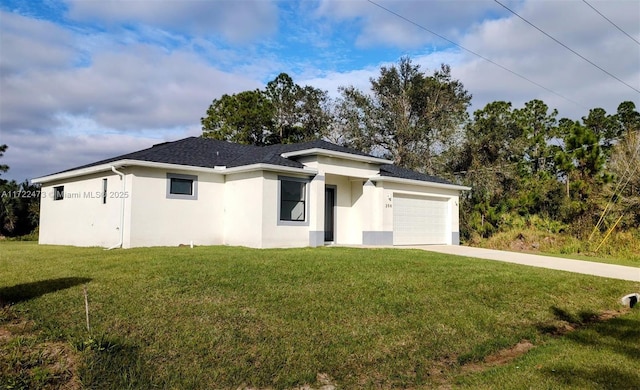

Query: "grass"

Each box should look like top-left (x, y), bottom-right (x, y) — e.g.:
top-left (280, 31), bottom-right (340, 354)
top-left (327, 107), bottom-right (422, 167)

top-left (456, 310), bottom-right (640, 389)
top-left (1, 242), bottom-right (638, 389)
top-left (473, 227), bottom-right (640, 267)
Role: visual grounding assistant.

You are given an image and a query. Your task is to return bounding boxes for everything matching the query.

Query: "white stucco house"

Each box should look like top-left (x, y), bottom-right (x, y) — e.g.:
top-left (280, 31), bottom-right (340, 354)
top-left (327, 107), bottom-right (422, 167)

top-left (32, 137), bottom-right (469, 249)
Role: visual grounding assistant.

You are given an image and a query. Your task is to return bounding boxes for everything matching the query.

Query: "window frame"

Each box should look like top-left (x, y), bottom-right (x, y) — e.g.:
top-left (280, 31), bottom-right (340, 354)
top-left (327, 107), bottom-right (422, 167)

top-left (166, 173), bottom-right (198, 200)
top-left (277, 176), bottom-right (309, 226)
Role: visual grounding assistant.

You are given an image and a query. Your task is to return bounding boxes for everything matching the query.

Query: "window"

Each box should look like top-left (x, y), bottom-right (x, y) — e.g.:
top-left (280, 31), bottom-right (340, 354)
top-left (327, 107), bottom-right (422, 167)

top-left (102, 178), bottom-right (107, 204)
top-left (53, 186), bottom-right (64, 201)
top-left (166, 173), bottom-right (198, 200)
top-left (279, 178), bottom-right (307, 222)
top-left (170, 178), bottom-right (193, 195)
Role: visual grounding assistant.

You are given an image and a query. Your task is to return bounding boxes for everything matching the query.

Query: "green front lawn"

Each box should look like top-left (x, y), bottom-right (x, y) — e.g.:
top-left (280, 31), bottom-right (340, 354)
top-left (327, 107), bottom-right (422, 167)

top-left (1, 242), bottom-right (638, 389)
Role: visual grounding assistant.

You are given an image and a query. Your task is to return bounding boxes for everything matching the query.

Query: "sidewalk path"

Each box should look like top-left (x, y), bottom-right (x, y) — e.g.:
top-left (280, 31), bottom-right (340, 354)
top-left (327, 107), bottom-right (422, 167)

top-left (413, 245), bottom-right (640, 282)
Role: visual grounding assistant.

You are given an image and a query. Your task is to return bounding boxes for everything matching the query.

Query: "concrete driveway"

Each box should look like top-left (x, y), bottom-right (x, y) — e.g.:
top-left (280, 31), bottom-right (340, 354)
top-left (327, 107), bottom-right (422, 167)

top-left (413, 245), bottom-right (640, 282)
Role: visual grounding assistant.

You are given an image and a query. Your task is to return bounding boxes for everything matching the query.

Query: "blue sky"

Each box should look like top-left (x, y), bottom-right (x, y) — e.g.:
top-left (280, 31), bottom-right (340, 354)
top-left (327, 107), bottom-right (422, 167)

top-left (1, 0), bottom-right (638, 181)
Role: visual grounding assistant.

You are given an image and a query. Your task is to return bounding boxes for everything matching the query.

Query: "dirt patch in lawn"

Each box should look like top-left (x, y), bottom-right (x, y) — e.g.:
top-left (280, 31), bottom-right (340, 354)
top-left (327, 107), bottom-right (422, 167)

top-left (461, 340), bottom-right (535, 374)
top-left (0, 307), bottom-right (82, 389)
top-left (539, 308), bottom-right (629, 336)
top-left (443, 308), bottom-right (631, 387)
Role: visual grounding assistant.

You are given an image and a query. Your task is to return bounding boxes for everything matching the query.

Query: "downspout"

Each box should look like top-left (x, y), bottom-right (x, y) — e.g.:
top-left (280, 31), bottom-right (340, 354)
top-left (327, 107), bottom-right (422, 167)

top-left (106, 166), bottom-right (125, 250)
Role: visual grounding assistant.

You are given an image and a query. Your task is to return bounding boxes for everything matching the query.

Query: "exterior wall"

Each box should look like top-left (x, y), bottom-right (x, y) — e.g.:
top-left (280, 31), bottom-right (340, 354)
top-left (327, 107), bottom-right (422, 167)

top-left (361, 180), bottom-right (391, 245)
top-left (261, 171), bottom-right (312, 248)
top-left (223, 171), bottom-right (265, 248)
top-left (325, 174), bottom-right (361, 245)
top-left (37, 157), bottom-right (463, 249)
top-left (38, 171), bottom-right (126, 247)
top-left (313, 155), bottom-right (380, 178)
top-left (126, 167), bottom-right (224, 247)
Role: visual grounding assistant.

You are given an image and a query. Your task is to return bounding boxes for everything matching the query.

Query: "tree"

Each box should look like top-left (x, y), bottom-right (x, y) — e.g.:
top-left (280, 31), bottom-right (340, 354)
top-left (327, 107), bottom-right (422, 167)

top-left (513, 99), bottom-right (558, 176)
top-left (455, 100), bottom-right (563, 238)
top-left (335, 57), bottom-right (471, 173)
top-left (552, 113), bottom-right (619, 235)
top-left (202, 74), bottom-right (331, 145)
top-left (615, 101), bottom-right (640, 133)
top-left (265, 73), bottom-right (333, 144)
top-left (448, 98), bottom-right (638, 243)
top-left (606, 102), bottom-right (640, 228)
top-left (0, 145), bottom-right (40, 237)
top-left (201, 90), bottom-right (275, 146)
top-left (294, 85), bottom-right (333, 143)
top-left (582, 107), bottom-right (622, 157)
top-left (0, 144), bottom-right (8, 183)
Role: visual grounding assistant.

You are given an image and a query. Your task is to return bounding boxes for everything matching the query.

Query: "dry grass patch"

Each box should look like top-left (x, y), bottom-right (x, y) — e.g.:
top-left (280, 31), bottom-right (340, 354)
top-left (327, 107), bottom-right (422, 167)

top-left (0, 307), bottom-right (81, 389)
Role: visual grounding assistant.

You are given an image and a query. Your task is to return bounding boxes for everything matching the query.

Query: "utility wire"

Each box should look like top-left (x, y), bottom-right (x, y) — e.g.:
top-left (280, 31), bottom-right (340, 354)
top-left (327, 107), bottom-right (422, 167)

top-left (582, 0), bottom-right (640, 46)
top-left (494, 0), bottom-right (640, 94)
top-left (366, 0), bottom-right (585, 109)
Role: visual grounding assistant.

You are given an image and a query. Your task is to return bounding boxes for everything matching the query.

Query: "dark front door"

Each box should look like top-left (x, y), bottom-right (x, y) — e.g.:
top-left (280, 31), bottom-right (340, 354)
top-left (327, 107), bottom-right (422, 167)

top-left (324, 187), bottom-right (335, 242)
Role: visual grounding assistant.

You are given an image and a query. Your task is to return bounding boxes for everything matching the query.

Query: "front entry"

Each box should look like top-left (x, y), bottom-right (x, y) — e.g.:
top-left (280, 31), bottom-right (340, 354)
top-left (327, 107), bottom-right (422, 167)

top-left (324, 186), bottom-right (336, 242)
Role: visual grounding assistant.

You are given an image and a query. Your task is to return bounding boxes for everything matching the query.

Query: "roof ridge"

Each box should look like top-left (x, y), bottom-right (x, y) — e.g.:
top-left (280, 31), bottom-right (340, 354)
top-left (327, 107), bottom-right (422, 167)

top-left (133, 136), bottom-right (197, 157)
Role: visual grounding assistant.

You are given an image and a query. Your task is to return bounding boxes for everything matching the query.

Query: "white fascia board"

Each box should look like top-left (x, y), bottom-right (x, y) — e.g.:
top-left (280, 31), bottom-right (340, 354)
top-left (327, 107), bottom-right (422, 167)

top-left (222, 163), bottom-right (317, 176)
top-left (33, 160), bottom-right (316, 183)
top-left (32, 162), bottom-right (123, 184)
top-left (32, 159), bottom-right (224, 183)
top-left (281, 148), bottom-right (393, 165)
top-left (371, 175), bottom-right (471, 191)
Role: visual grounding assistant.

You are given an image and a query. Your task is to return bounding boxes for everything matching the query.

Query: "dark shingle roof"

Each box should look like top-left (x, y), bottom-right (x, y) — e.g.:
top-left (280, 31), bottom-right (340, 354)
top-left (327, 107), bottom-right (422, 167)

top-left (46, 137), bottom-right (455, 186)
top-left (52, 137), bottom-right (305, 175)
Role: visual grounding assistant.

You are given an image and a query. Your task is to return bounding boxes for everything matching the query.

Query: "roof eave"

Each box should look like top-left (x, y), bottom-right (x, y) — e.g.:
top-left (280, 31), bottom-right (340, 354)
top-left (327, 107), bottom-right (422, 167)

top-left (281, 148), bottom-right (392, 165)
top-left (371, 175), bottom-right (471, 191)
top-left (32, 160), bottom-right (317, 183)
top-left (32, 161), bottom-right (126, 184)
top-left (32, 159), bottom-right (227, 183)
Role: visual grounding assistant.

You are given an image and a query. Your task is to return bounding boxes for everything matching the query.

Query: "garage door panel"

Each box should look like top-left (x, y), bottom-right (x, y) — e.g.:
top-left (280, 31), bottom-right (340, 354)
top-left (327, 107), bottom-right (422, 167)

top-left (393, 194), bottom-right (448, 245)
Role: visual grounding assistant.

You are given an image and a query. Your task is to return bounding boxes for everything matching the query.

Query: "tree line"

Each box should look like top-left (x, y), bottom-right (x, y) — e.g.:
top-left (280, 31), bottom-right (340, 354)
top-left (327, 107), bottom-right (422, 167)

top-left (0, 145), bottom-right (40, 237)
top-left (202, 57), bottom-right (639, 245)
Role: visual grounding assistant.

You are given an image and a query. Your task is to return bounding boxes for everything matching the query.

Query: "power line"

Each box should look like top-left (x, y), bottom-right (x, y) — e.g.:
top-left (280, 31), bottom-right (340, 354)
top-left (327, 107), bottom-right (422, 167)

top-left (365, 0), bottom-right (586, 109)
top-left (582, 0), bottom-right (640, 46)
top-left (494, 0), bottom-right (640, 94)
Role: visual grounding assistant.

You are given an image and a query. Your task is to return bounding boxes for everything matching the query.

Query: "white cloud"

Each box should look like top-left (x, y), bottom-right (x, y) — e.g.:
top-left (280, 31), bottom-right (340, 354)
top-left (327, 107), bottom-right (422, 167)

top-left (311, 0), bottom-right (639, 119)
top-left (64, 0), bottom-right (279, 43)
top-left (3, 132), bottom-right (177, 182)
top-left (301, 49), bottom-right (464, 100)
top-left (315, 0), bottom-right (507, 48)
top-left (302, 66), bottom-right (379, 99)
top-left (453, 0), bottom-right (640, 118)
top-left (0, 41), bottom-right (262, 178)
top-left (0, 11), bottom-right (75, 75)
top-left (0, 10), bottom-right (266, 181)
top-left (1, 39), bottom-right (262, 132)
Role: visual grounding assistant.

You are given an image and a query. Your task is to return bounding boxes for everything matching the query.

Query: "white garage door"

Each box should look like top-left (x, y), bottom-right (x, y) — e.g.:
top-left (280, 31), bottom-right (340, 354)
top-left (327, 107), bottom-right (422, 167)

top-left (393, 194), bottom-right (449, 245)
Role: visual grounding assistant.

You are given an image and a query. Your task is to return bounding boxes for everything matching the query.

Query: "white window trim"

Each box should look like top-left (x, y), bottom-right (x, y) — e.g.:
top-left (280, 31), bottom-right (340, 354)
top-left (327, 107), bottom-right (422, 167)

top-left (166, 173), bottom-right (198, 200)
top-left (277, 176), bottom-right (310, 226)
